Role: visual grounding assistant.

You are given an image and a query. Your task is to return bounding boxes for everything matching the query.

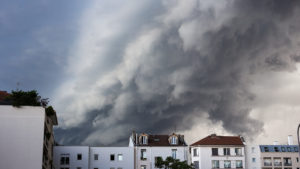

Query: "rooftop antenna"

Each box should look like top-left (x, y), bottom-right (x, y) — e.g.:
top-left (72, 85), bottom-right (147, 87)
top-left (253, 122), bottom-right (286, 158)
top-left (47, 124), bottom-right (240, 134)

top-left (16, 82), bottom-right (20, 91)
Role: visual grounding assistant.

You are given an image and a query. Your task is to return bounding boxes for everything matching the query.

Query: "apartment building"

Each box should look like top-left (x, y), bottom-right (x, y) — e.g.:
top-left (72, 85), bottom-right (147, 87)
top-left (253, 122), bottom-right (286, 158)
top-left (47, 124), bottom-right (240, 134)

top-left (190, 134), bottom-right (246, 169)
top-left (129, 132), bottom-right (189, 169)
top-left (53, 146), bottom-right (134, 169)
top-left (259, 144), bottom-right (300, 169)
top-left (0, 105), bottom-right (58, 169)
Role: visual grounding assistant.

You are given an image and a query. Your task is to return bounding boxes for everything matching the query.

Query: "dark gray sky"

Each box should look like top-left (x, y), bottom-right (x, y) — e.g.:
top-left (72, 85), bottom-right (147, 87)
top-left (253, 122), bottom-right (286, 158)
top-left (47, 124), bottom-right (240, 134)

top-left (1, 0), bottom-right (300, 146)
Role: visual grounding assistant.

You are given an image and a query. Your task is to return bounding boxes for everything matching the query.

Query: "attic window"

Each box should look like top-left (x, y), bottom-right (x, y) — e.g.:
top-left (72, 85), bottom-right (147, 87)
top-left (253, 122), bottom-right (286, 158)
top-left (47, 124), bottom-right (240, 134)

top-left (170, 135), bottom-right (178, 145)
top-left (140, 135), bottom-right (148, 145)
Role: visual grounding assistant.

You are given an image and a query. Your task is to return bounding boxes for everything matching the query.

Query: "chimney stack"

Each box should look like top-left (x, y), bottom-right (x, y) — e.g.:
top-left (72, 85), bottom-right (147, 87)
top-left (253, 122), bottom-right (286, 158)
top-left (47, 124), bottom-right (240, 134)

top-left (288, 135), bottom-right (293, 145)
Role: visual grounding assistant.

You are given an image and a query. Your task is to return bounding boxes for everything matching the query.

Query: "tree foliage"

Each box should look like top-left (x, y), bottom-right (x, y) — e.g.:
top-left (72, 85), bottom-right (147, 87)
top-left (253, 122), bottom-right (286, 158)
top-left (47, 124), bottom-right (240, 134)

top-left (155, 157), bottom-right (195, 169)
top-left (9, 90), bottom-right (48, 107)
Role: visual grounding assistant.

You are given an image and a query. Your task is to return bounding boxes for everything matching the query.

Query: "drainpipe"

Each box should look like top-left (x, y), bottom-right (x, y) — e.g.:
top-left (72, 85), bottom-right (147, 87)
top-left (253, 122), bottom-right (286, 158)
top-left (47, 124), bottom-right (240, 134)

top-left (297, 124), bottom-right (300, 157)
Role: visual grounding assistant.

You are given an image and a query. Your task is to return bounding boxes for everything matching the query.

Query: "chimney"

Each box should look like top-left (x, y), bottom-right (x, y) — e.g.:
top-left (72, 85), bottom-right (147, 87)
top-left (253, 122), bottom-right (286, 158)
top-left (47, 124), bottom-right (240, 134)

top-left (288, 135), bottom-right (293, 145)
top-left (273, 141), bottom-right (278, 145)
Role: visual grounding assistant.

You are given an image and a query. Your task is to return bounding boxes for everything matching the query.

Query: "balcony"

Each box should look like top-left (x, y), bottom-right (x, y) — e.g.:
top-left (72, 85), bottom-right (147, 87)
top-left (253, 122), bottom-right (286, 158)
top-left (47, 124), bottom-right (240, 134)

top-left (284, 163), bottom-right (292, 166)
top-left (274, 162), bottom-right (282, 166)
top-left (264, 162), bottom-right (272, 166)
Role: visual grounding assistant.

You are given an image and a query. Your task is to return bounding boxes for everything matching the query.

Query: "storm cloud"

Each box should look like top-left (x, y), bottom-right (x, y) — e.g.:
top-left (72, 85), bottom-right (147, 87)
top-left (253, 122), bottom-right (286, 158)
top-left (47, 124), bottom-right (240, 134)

top-left (51, 0), bottom-right (300, 146)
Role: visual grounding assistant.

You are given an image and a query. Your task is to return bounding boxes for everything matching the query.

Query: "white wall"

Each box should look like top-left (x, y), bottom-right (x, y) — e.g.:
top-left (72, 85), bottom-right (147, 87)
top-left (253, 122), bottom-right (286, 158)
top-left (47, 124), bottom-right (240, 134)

top-left (0, 106), bottom-right (45, 169)
top-left (191, 146), bottom-right (246, 169)
top-left (53, 146), bottom-right (89, 169)
top-left (90, 147), bottom-right (134, 169)
top-left (136, 146), bottom-right (189, 169)
top-left (245, 145), bottom-right (261, 169)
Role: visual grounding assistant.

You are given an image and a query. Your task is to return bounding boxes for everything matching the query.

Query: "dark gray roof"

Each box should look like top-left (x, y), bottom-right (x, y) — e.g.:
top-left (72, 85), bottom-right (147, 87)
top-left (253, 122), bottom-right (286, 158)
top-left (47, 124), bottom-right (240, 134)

top-left (260, 145), bottom-right (299, 152)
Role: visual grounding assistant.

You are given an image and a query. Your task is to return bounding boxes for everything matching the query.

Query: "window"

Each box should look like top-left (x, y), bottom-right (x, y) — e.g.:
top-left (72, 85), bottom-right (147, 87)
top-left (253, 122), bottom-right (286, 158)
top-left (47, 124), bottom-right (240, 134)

top-left (194, 161), bottom-right (199, 169)
top-left (110, 168), bottom-right (115, 169)
top-left (235, 148), bottom-right (242, 155)
top-left (94, 154), bottom-right (98, 160)
top-left (274, 158), bottom-right (282, 166)
top-left (212, 160), bottom-right (219, 168)
top-left (94, 168), bottom-right (98, 169)
top-left (193, 148), bottom-right (199, 157)
top-left (297, 157), bottom-right (299, 162)
top-left (118, 154), bottom-right (123, 161)
top-left (60, 155), bottom-right (70, 165)
top-left (252, 158), bottom-right (256, 162)
top-left (77, 168), bottom-right (82, 169)
top-left (141, 165), bottom-right (146, 169)
top-left (287, 147), bottom-right (291, 152)
top-left (264, 157), bottom-right (272, 166)
top-left (172, 149), bottom-right (177, 159)
top-left (77, 154), bottom-right (82, 160)
top-left (223, 148), bottom-right (230, 155)
top-left (236, 160), bottom-right (243, 168)
top-left (224, 160), bottom-right (231, 168)
top-left (295, 147), bottom-right (299, 152)
top-left (141, 149), bottom-right (147, 160)
top-left (284, 157), bottom-right (292, 166)
top-left (281, 147), bottom-right (286, 152)
top-left (274, 147), bottom-right (279, 152)
top-left (170, 136), bottom-right (178, 145)
top-left (117, 168), bottom-right (122, 169)
top-left (155, 157), bottom-right (162, 167)
top-left (251, 147), bottom-right (255, 153)
top-left (142, 135), bottom-right (148, 144)
top-left (212, 148), bottom-right (218, 156)
top-left (264, 147), bottom-right (269, 152)
top-left (110, 154), bottom-right (115, 161)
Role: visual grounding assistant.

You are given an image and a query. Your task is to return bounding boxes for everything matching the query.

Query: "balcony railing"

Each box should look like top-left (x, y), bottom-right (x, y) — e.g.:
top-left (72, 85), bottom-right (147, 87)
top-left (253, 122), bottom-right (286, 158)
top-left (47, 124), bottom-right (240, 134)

top-left (264, 162), bottom-right (272, 166)
top-left (284, 163), bottom-right (292, 166)
top-left (274, 162), bottom-right (282, 166)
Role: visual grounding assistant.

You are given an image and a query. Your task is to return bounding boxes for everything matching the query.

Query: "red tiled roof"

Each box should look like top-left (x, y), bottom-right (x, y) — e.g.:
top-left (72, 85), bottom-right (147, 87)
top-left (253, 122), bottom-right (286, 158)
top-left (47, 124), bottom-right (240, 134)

top-left (191, 134), bottom-right (244, 146)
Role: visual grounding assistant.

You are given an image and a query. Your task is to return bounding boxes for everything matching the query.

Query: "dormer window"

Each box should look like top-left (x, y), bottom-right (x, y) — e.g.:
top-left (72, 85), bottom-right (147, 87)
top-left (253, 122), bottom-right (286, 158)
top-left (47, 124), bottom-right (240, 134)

top-left (142, 135), bottom-right (148, 144)
top-left (169, 134), bottom-right (178, 145)
top-left (139, 133), bottom-right (148, 145)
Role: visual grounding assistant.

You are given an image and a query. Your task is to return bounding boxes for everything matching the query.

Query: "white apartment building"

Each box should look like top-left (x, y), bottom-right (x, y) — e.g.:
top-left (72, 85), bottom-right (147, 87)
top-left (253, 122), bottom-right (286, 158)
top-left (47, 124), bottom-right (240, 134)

top-left (53, 146), bottom-right (134, 169)
top-left (129, 132), bottom-right (189, 169)
top-left (190, 134), bottom-right (246, 169)
top-left (0, 105), bottom-right (58, 169)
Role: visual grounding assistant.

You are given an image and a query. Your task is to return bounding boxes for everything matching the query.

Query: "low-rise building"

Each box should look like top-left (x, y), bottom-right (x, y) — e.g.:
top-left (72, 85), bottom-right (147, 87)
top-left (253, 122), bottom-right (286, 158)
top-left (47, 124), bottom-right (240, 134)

top-left (190, 134), bottom-right (246, 169)
top-left (53, 146), bottom-right (134, 169)
top-left (90, 147), bottom-right (134, 169)
top-left (129, 132), bottom-right (189, 169)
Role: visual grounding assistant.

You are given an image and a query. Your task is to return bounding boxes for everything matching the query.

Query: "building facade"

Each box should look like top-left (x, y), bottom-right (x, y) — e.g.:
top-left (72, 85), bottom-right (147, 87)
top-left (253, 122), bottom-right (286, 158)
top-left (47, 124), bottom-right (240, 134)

top-left (0, 105), bottom-right (57, 169)
top-left (129, 132), bottom-right (189, 169)
top-left (90, 147), bottom-right (134, 169)
top-left (245, 145), bottom-right (261, 169)
top-left (53, 146), bottom-right (134, 169)
top-left (190, 134), bottom-right (246, 169)
top-left (259, 145), bottom-right (300, 169)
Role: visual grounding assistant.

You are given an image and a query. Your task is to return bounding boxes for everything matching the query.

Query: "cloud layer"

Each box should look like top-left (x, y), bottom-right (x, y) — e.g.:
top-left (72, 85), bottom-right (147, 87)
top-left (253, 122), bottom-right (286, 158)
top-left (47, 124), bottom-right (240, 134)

top-left (51, 0), bottom-right (300, 146)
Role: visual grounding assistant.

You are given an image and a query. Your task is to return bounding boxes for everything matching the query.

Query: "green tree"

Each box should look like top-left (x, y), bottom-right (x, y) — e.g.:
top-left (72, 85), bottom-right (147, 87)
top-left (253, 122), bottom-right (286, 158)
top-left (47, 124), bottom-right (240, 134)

top-left (9, 90), bottom-right (48, 107)
top-left (155, 156), bottom-right (195, 169)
